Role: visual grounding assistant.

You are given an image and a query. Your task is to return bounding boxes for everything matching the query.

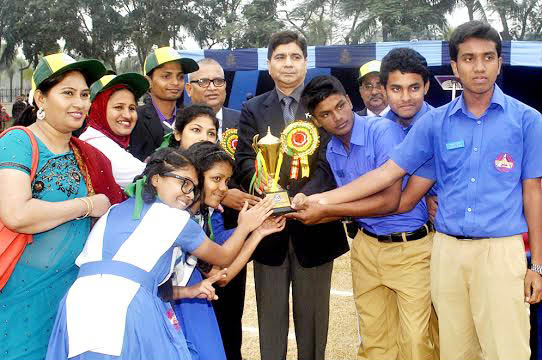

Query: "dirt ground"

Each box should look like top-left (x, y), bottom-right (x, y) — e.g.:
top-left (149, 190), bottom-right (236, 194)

top-left (240, 246), bottom-right (359, 360)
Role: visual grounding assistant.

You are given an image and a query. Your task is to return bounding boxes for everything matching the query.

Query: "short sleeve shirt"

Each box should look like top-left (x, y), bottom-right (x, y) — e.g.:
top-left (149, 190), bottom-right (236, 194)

top-left (390, 85), bottom-right (542, 237)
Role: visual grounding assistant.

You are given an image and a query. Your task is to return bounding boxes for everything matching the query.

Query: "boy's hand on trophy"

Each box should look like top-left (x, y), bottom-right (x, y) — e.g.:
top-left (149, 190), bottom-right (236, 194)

top-left (285, 201), bottom-right (326, 225)
top-left (291, 193), bottom-right (308, 210)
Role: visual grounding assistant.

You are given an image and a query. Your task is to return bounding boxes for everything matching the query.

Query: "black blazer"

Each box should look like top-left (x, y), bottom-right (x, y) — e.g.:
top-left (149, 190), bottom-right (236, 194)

top-left (222, 107), bottom-right (240, 131)
top-left (234, 89), bottom-right (349, 268)
top-left (130, 103), bottom-right (172, 161)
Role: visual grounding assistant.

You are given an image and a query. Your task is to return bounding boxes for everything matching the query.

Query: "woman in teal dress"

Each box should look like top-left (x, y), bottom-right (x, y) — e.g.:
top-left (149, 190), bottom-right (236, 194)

top-left (0, 53), bottom-right (124, 360)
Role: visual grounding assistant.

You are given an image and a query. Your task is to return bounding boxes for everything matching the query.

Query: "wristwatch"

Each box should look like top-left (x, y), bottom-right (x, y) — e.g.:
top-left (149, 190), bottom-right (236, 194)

top-left (530, 263), bottom-right (542, 275)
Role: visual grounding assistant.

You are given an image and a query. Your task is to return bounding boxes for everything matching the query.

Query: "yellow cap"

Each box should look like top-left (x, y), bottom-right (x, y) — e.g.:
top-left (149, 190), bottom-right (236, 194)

top-left (358, 60), bottom-right (381, 81)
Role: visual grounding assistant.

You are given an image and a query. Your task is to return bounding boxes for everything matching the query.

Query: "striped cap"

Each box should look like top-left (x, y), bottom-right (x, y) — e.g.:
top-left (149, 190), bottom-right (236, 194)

top-left (143, 47), bottom-right (198, 75)
top-left (90, 73), bottom-right (150, 101)
top-left (32, 53), bottom-right (106, 90)
top-left (358, 60), bottom-right (381, 81)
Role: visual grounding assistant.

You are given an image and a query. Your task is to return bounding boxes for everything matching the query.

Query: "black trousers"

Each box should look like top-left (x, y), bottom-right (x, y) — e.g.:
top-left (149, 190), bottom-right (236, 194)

top-left (213, 266), bottom-right (247, 360)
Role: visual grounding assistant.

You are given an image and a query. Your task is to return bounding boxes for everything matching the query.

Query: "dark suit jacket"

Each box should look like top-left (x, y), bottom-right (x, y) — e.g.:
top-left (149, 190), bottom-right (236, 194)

top-left (130, 103), bottom-right (172, 161)
top-left (356, 108), bottom-right (368, 117)
top-left (234, 89), bottom-right (349, 268)
top-left (222, 107), bottom-right (240, 131)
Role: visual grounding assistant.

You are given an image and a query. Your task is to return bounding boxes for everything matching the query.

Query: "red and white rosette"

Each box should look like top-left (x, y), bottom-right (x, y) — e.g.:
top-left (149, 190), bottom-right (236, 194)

top-left (280, 121), bottom-right (320, 179)
top-left (221, 128), bottom-right (238, 159)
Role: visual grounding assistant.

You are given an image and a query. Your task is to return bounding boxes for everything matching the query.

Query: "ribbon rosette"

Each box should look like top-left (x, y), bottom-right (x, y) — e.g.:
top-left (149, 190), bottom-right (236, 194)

top-left (280, 121), bottom-right (320, 179)
top-left (220, 128), bottom-right (238, 159)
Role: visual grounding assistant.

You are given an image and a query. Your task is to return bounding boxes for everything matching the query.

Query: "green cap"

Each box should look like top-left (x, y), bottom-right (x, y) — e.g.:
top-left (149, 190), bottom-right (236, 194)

top-left (143, 47), bottom-right (198, 75)
top-left (32, 53), bottom-right (106, 91)
top-left (90, 73), bottom-right (150, 101)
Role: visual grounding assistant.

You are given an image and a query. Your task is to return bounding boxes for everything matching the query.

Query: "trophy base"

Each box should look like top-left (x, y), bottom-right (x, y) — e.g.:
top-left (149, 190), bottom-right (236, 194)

top-left (272, 206), bottom-right (294, 215)
top-left (265, 190), bottom-right (294, 215)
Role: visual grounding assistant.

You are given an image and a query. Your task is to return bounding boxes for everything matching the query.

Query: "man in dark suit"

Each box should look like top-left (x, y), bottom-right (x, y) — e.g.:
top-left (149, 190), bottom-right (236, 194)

top-left (235, 30), bottom-right (349, 360)
top-left (356, 60), bottom-right (389, 117)
top-left (186, 57), bottom-right (260, 360)
top-left (129, 46), bottom-right (198, 161)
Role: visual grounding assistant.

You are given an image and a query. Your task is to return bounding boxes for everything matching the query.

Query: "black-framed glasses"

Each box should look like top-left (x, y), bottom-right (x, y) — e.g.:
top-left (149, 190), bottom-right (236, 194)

top-left (190, 78), bottom-right (226, 88)
top-left (162, 172), bottom-right (199, 196)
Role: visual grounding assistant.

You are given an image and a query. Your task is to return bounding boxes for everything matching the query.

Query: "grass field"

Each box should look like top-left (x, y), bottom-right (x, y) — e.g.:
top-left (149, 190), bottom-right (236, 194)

top-left (240, 248), bottom-right (359, 360)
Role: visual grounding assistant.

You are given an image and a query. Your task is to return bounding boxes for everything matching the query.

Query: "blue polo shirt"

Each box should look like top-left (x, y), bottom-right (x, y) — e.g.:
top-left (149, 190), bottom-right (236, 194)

top-left (386, 101), bottom-right (433, 134)
top-left (386, 102), bottom-right (438, 196)
top-left (326, 113), bottom-right (428, 235)
top-left (390, 85), bottom-right (542, 237)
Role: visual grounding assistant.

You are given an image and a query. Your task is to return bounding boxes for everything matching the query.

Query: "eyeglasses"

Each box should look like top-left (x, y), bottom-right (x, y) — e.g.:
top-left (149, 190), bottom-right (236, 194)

top-left (162, 172), bottom-right (199, 196)
top-left (190, 78), bottom-right (226, 88)
top-left (360, 82), bottom-right (383, 91)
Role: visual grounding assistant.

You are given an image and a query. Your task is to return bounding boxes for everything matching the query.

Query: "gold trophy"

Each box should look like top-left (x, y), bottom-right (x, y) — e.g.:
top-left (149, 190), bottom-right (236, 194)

top-left (252, 127), bottom-right (293, 215)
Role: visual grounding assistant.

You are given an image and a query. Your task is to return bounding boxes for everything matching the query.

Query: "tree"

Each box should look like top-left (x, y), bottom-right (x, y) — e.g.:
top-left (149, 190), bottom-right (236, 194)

top-left (232, 0), bottom-right (283, 48)
top-left (1, 0), bottom-right (63, 67)
top-left (183, 0), bottom-right (244, 49)
top-left (461, 0), bottom-right (488, 21)
top-left (279, 0), bottom-right (339, 45)
top-left (58, 0), bottom-right (130, 71)
top-left (118, 0), bottom-right (192, 68)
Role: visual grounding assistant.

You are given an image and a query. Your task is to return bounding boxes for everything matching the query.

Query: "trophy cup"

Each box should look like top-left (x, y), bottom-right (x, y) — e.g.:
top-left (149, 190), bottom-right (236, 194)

top-left (251, 127), bottom-right (293, 215)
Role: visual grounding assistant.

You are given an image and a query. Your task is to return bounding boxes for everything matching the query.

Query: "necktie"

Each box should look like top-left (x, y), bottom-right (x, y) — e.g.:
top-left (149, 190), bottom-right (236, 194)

top-left (282, 96), bottom-right (295, 124)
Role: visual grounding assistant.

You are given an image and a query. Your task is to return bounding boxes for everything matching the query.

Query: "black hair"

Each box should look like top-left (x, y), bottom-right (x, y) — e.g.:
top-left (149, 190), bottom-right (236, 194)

top-left (267, 30), bottom-right (308, 60)
top-left (185, 141), bottom-right (233, 210)
top-left (15, 70), bottom-right (91, 127)
top-left (169, 104), bottom-right (219, 148)
top-left (449, 21), bottom-right (502, 62)
top-left (301, 75), bottom-right (347, 114)
top-left (380, 48), bottom-right (429, 87)
top-left (134, 147), bottom-right (198, 204)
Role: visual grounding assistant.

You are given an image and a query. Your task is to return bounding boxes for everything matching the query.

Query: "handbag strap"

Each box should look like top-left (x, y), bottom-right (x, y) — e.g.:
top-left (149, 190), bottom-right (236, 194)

top-left (0, 126), bottom-right (40, 182)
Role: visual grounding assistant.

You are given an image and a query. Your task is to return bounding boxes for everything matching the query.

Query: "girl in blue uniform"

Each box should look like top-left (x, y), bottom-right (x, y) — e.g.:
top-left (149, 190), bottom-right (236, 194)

top-left (46, 147), bottom-right (277, 360)
top-left (173, 142), bottom-right (285, 360)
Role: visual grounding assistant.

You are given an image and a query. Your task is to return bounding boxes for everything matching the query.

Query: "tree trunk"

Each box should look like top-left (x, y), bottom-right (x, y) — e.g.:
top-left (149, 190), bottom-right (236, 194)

top-left (497, 7), bottom-right (512, 40)
top-left (467, 4), bottom-right (474, 20)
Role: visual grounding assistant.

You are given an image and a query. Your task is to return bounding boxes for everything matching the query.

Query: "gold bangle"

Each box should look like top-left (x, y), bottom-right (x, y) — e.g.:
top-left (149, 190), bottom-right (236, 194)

top-left (86, 196), bottom-right (94, 216)
top-left (75, 197), bottom-right (90, 220)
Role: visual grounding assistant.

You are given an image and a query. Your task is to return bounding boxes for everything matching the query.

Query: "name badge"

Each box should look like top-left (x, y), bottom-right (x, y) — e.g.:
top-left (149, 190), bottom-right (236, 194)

top-left (446, 140), bottom-right (465, 150)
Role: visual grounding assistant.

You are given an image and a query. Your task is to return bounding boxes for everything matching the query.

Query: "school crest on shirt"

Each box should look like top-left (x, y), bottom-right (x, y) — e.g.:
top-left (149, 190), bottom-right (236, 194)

top-left (494, 153), bottom-right (515, 173)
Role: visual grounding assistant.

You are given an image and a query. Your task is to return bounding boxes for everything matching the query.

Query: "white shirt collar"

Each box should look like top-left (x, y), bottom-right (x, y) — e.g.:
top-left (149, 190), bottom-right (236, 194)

top-left (216, 108), bottom-right (223, 139)
top-left (367, 105), bottom-right (390, 117)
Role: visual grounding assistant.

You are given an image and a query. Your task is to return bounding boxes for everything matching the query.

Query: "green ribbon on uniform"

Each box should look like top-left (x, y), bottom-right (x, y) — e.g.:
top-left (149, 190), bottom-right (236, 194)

top-left (124, 176), bottom-right (147, 220)
top-left (160, 133), bottom-right (173, 149)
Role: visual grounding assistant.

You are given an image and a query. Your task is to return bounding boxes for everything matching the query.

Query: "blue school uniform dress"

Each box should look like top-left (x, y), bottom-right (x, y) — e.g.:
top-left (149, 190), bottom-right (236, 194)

top-left (45, 198), bottom-right (205, 360)
top-left (173, 208), bottom-right (227, 360)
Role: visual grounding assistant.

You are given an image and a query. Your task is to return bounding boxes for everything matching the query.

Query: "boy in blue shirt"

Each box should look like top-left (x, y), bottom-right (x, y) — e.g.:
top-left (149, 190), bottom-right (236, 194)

top-left (307, 21), bottom-right (542, 360)
top-left (290, 75), bottom-right (436, 359)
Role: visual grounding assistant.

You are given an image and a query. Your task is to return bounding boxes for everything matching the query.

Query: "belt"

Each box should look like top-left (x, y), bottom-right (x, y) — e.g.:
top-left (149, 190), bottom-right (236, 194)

top-left (361, 223), bottom-right (431, 243)
top-left (450, 235), bottom-right (486, 240)
top-left (78, 260), bottom-right (154, 292)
